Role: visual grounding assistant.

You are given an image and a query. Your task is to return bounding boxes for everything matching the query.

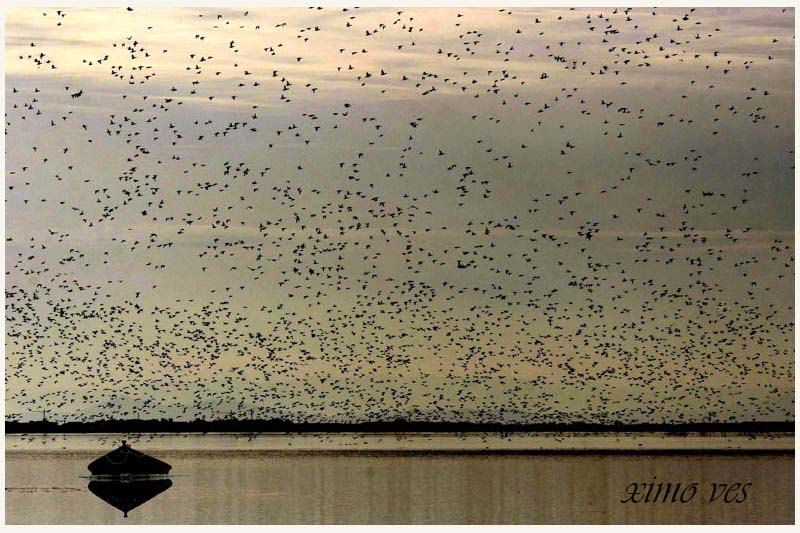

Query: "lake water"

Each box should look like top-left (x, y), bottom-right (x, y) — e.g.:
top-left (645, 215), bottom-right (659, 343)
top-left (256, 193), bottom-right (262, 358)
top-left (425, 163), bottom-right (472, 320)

top-left (5, 433), bottom-right (794, 524)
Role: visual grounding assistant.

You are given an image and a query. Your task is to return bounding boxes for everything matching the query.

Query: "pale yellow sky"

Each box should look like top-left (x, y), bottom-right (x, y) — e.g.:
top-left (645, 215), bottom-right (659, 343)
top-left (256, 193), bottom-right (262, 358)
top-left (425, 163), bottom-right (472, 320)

top-left (5, 7), bottom-right (794, 423)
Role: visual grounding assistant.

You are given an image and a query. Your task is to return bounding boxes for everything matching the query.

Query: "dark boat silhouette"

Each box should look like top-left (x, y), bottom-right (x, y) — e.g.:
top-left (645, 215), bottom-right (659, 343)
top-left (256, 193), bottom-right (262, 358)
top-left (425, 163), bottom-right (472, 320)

top-left (88, 440), bottom-right (171, 476)
top-left (88, 478), bottom-right (172, 517)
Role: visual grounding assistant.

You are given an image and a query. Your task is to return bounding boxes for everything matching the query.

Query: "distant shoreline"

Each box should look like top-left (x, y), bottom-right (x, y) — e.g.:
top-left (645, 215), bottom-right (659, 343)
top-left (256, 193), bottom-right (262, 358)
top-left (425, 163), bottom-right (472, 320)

top-left (5, 420), bottom-right (794, 434)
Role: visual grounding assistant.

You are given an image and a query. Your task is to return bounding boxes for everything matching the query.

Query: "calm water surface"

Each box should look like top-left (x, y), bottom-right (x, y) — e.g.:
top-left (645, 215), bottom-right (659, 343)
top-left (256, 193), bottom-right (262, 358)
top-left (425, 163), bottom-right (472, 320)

top-left (5, 433), bottom-right (793, 524)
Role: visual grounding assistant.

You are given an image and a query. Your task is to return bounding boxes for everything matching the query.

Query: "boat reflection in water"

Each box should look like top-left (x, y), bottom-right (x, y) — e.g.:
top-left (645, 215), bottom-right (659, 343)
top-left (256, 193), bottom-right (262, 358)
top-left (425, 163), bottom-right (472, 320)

top-left (88, 477), bottom-right (173, 517)
top-left (86, 441), bottom-right (174, 517)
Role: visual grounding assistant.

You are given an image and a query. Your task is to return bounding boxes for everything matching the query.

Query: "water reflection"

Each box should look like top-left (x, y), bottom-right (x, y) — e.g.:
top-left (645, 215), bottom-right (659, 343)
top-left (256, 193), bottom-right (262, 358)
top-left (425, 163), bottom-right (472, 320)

top-left (5, 442), bottom-right (792, 524)
top-left (87, 477), bottom-right (173, 517)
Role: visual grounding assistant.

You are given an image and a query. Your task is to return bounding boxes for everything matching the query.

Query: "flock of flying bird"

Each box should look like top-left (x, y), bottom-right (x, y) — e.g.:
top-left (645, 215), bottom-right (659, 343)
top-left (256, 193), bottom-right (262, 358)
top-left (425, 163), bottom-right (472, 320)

top-left (5, 7), bottom-right (794, 425)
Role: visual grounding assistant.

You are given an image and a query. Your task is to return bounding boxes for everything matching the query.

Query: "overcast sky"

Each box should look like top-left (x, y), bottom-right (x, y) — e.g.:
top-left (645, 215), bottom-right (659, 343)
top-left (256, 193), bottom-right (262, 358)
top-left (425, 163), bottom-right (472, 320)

top-left (5, 7), bottom-right (794, 424)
